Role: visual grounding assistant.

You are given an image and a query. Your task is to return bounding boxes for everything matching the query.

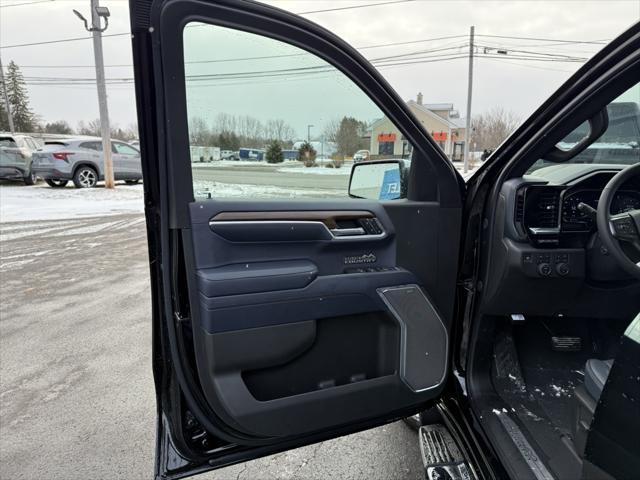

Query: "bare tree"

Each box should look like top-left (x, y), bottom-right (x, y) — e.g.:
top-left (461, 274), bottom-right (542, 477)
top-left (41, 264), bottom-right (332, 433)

top-left (125, 122), bottom-right (138, 140)
top-left (213, 112), bottom-right (237, 134)
top-left (237, 115), bottom-right (263, 144)
top-left (322, 118), bottom-right (340, 144)
top-left (189, 116), bottom-right (210, 145)
top-left (265, 118), bottom-right (296, 143)
top-left (77, 119), bottom-right (102, 136)
top-left (471, 107), bottom-right (521, 151)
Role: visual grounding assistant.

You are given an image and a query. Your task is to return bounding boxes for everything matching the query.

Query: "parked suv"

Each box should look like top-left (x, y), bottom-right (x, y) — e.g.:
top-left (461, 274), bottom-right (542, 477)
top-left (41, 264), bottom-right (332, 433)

top-left (32, 137), bottom-right (143, 188)
top-left (352, 149), bottom-right (370, 162)
top-left (0, 133), bottom-right (40, 185)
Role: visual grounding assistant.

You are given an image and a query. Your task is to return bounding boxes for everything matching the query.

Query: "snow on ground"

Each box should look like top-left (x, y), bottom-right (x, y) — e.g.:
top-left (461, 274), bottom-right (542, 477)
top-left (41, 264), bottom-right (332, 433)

top-left (276, 165), bottom-right (351, 175)
top-left (193, 180), bottom-right (342, 199)
top-left (0, 183), bottom-right (144, 223)
top-left (192, 160), bottom-right (299, 168)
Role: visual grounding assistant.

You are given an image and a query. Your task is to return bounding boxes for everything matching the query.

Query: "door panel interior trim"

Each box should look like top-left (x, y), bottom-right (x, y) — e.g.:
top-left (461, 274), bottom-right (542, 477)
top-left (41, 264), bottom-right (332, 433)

top-left (210, 220), bottom-right (387, 243)
top-left (378, 285), bottom-right (448, 392)
top-left (211, 210), bottom-right (375, 226)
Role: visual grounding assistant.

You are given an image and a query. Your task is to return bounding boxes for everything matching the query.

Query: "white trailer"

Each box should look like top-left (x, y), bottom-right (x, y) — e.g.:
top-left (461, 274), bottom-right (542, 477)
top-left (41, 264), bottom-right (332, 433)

top-left (190, 146), bottom-right (221, 162)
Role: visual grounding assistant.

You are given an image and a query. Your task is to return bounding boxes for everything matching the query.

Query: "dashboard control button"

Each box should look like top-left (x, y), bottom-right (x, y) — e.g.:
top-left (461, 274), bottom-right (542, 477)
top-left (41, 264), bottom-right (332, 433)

top-left (556, 262), bottom-right (570, 276)
top-left (537, 263), bottom-right (553, 277)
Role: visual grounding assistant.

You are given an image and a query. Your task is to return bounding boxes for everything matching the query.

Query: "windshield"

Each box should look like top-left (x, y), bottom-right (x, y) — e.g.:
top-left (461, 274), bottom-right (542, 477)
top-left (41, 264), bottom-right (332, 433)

top-left (527, 82), bottom-right (640, 175)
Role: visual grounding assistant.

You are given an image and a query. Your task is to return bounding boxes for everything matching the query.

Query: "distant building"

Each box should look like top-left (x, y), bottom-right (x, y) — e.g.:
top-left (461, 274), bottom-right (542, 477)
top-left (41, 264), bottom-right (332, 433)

top-left (369, 93), bottom-right (466, 160)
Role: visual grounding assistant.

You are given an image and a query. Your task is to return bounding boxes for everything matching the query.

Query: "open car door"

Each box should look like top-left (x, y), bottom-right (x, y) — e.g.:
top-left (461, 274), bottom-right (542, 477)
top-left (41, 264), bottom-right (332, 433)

top-left (129, 0), bottom-right (464, 477)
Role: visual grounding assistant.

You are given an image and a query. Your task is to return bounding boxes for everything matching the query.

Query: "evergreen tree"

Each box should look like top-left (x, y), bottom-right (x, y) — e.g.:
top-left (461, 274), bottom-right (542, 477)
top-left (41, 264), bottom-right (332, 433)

top-left (44, 120), bottom-right (74, 135)
top-left (6, 61), bottom-right (35, 132)
top-left (297, 140), bottom-right (317, 167)
top-left (335, 116), bottom-right (368, 156)
top-left (265, 140), bottom-right (284, 164)
top-left (0, 99), bottom-right (8, 131)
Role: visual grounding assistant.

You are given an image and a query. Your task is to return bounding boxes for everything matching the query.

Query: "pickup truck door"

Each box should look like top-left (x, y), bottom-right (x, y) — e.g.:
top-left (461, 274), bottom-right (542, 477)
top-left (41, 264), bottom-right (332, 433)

top-left (129, 0), bottom-right (464, 478)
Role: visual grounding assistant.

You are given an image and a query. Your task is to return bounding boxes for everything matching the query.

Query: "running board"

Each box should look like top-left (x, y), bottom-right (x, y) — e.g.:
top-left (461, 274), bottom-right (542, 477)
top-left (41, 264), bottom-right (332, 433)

top-left (419, 424), bottom-right (471, 480)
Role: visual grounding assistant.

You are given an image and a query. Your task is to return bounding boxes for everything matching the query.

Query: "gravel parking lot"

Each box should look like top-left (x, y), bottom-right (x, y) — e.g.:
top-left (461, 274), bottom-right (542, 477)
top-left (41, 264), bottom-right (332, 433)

top-left (0, 181), bottom-right (423, 479)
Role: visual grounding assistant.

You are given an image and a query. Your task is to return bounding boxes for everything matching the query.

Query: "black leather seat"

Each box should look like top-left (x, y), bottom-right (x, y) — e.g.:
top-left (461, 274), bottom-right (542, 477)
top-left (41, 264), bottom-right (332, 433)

top-left (584, 359), bottom-right (614, 401)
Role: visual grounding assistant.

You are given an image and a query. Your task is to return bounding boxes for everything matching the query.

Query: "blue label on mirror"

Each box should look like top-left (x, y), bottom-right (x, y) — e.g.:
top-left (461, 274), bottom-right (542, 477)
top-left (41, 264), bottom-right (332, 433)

top-left (379, 168), bottom-right (401, 200)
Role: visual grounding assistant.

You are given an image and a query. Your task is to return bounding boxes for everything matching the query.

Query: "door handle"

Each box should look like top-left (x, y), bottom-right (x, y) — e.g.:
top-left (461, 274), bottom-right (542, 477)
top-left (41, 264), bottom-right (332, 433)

top-left (329, 227), bottom-right (365, 237)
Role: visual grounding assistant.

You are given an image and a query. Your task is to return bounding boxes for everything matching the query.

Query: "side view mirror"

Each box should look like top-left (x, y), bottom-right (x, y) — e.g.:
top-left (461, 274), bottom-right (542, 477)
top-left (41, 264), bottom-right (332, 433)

top-left (348, 159), bottom-right (408, 200)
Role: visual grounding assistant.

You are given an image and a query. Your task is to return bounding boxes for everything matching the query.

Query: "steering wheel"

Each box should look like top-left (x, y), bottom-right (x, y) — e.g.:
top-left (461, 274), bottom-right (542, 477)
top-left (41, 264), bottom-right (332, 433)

top-left (596, 162), bottom-right (640, 280)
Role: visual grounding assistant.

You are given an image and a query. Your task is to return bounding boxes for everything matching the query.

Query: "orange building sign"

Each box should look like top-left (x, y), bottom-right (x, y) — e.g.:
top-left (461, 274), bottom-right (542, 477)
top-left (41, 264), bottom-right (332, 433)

top-left (431, 131), bottom-right (448, 141)
top-left (377, 133), bottom-right (396, 142)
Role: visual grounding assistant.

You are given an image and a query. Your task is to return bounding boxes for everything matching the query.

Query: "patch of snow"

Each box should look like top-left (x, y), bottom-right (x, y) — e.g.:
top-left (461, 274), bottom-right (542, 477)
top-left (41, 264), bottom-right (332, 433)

top-left (277, 165), bottom-right (351, 176)
top-left (550, 384), bottom-right (571, 398)
top-left (0, 184), bottom-right (144, 223)
top-left (0, 258), bottom-right (35, 271)
top-left (524, 410), bottom-right (543, 422)
top-left (193, 180), bottom-right (343, 199)
top-left (192, 160), bottom-right (299, 168)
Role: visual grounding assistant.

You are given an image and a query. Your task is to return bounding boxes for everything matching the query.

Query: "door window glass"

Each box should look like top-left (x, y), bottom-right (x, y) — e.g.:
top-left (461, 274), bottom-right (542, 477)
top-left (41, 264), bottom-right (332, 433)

top-left (113, 143), bottom-right (139, 155)
top-left (378, 142), bottom-right (394, 156)
top-left (25, 138), bottom-right (39, 150)
top-left (80, 141), bottom-right (102, 151)
top-left (0, 138), bottom-right (18, 148)
top-left (183, 23), bottom-right (413, 200)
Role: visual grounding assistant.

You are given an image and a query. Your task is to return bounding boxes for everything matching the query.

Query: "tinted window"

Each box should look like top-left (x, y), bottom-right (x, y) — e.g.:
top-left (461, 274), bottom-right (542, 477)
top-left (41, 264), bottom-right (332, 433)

top-left (80, 142), bottom-right (102, 151)
top-left (25, 138), bottom-right (39, 150)
top-left (183, 23), bottom-right (412, 200)
top-left (113, 143), bottom-right (139, 155)
top-left (0, 137), bottom-right (18, 148)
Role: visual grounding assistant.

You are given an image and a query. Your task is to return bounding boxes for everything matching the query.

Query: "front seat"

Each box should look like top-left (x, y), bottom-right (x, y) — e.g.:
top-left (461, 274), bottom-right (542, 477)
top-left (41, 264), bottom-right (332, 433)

top-left (573, 359), bottom-right (614, 454)
top-left (584, 359), bottom-right (613, 401)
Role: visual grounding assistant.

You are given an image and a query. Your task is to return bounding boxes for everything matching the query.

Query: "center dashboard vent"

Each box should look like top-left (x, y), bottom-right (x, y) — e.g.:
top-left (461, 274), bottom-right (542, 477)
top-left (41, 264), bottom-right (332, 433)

top-left (536, 190), bottom-right (560, 228)
top-left (524, 187), bottom-right (561, 230)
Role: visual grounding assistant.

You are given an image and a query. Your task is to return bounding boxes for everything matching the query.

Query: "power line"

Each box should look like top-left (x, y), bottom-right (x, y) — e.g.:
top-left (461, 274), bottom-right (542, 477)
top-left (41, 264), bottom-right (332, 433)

top-left (1, 0), bottom-right (417, 49)
top-left (477, 53), bottom-right (585, 63)
top-left (0, 32), bottom-right (130, 49)
top-left (15, 39), bottom-right (466, 68)
top-left (297, 0), bottom-right (415, 15)
top-left (479, 56), bottom-right (574, 73)
top-left (0, 0), bottom-right (53, 8)
top-left (19, 47), bottom-right (586, 86)
top-left (21, 53), bottom-right (473, 86)
top-left (475, 34), bottom-right (609, 45)
top-left (475, 45), bottom-right (588, 61)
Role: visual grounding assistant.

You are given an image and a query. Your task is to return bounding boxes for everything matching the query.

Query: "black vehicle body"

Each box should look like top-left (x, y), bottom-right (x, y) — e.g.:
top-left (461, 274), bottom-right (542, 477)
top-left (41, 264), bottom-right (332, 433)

top-left (128, 1), bottom-right (640, 478)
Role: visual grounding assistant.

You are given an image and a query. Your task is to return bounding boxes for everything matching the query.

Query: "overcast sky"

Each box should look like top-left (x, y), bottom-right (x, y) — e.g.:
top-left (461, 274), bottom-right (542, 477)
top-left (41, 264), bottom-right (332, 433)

top-left (1, 0), bottom-right (639, 131)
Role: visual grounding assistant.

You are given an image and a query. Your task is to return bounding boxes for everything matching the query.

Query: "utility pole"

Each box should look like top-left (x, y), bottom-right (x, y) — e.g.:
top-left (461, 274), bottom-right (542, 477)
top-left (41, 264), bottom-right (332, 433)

top-left (307, 124), bottom-right (314, 143)
top-left (0, 56), bottom-right (15, 134)
top-left (73, 1), bottom-right (114, 188)
top-left (463, 25), bottom-right (474, 174)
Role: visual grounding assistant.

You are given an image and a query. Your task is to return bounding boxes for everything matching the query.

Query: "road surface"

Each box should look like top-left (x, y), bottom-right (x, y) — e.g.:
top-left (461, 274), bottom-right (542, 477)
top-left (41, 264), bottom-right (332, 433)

top-left (0, 211), bottom-right (423, 479)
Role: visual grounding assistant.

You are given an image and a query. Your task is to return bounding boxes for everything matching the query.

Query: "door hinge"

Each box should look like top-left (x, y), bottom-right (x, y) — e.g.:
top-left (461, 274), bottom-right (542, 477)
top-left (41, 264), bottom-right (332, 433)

top-left (174, 312), bottom-right (190, 324)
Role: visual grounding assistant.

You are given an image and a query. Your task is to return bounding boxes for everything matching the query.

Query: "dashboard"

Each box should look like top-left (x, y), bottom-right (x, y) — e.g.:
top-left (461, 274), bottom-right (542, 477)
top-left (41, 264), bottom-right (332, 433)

top-left (482, 163), bottom-right (640, 320)
top-left (514, 166), bottom-right (640, 243)
top-left (562, 189), bottom-right (640, 231)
